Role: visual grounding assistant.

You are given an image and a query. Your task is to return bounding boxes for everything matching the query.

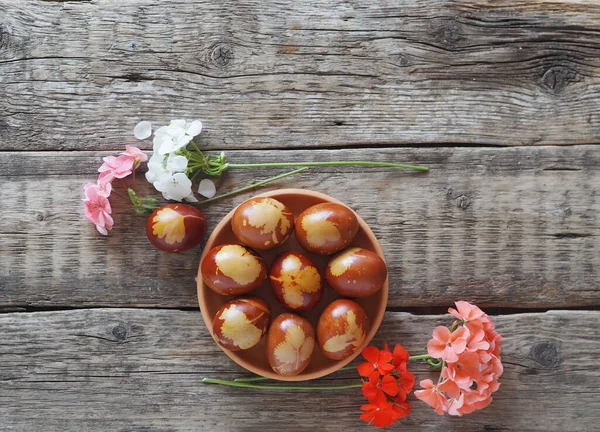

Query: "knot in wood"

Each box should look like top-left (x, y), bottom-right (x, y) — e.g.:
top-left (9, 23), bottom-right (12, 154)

top-left (112, 324), bottom-right (127, 341)
top-left (531, 341), bottom-right (560, 367)
top-left (0, 24), bottom-right (10, 50)
top-left (541, 65), bottom-right (580, 93)
top-left (432, 18), bottom-right (462, 48)
top-left (390, 54), bottom-right (411, 68)
top-left (456, 195), bottom-right (471, 210)
top-left (210, 43), bottom-right (234, 68)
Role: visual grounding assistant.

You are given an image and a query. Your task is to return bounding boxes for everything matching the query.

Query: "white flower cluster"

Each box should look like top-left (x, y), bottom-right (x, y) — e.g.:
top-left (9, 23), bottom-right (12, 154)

top-left (133, 119), bottom-right (216, 202)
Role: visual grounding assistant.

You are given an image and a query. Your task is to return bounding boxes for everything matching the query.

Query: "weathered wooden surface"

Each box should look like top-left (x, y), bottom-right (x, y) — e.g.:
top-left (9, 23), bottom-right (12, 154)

top-left (1, 146), bottom-right (598, 310)
top-left (1, 0), bottom-right (599, 429)
top-left (0, 309), bottom-right (597, 431)
top-left (1, 0), bottom-right (599, 151)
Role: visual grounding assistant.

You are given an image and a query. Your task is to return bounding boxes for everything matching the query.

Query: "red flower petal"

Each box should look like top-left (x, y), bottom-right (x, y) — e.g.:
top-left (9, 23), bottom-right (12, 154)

top-left (379, 349), bottom-right (393, 364)
top-left (378, 362), bottom-right (395, 375)
top-left (362, 381), bottom-right (382, 402)
top-left (379, 375), bottom-right (399, 397)
top-left (358, 361), bottom-right (375, 378)
top-left (362, 346), bottom-right (380, 364)
top-left (392, 344), bottom-right (410, 365)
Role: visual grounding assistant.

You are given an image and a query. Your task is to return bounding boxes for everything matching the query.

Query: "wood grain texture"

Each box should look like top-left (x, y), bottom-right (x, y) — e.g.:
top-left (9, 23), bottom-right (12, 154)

top-left (0, 308), bottom-right (598, 431)
top-left (1, 0), bottom-right (599, 151)
top-left (1, 145), bottom-right (598, 309)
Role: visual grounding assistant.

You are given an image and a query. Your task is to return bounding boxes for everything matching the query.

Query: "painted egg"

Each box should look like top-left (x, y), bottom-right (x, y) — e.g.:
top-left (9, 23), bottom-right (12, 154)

top-left (266, 313), bottom-right (315, 376)
top-left (146, 204), bottom-right (207, 252)
top-left (295, 203), bottom-right (359, 255)
top-left (231, 197), bottom-right (294, 250)
top-left (269, 251), bottom-right (324, 311)
top-left (317, 299), bottom-right (369, 360)
top-left (212, 297), bottom-right (270, 352)
top-left (201, 244), bottom-right (268, 296)
top-left (326, 247), bottom-right (387, 298)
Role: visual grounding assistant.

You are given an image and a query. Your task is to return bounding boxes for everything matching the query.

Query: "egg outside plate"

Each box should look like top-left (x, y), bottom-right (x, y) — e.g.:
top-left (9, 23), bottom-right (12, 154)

top-left (197, 189), bottom-right (389, 381)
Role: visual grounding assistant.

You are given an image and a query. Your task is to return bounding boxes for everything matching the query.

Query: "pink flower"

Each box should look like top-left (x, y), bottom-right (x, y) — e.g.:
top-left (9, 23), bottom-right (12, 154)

top-left (458, 390), bottom-right (493, 415)
top-left (121, 145), bottom-right (148, 168)
top-left (427, 326), bottom-right (469, 363)
top-left (446, 394), bottom-right (465, 416)
top-left (93, 181), bottom-right (112, 198)
top-left (414, 379), bottom-right (447, 415)
top-left (444, 351), bottom-right (481, 390)
top-left (448, 301), bottom-right (486, 324)
top-left (464, 322), bottom-right (491, 352)
top-left (98, 155), bottom-right (134, 185)
top-left (83, 183), bottom-right (113, 235)
top-left (418, 302), bottom-right (503, 418)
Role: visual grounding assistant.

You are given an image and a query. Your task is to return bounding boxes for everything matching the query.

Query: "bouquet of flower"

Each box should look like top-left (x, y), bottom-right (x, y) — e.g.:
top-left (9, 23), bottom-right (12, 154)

top-left (83, 119), bottom-right (428, 246)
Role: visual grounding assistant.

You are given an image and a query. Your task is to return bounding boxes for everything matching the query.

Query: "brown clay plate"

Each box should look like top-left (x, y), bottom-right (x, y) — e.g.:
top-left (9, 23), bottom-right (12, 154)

top-left (197, 188), bottom-right (389, 381)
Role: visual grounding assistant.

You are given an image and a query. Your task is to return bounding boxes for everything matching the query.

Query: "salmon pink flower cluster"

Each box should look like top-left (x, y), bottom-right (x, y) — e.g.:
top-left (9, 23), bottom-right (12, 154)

top-left (83, 146), bottom-right (147, 235)
top-left (358, 344), bottom-right (414, 428)
top-left (414, 301), bottom-right (503, 416)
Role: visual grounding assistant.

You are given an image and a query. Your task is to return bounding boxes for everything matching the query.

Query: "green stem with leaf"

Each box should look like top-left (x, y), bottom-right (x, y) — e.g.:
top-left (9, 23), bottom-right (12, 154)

top-left (128, 167), bottom-right (309, 214)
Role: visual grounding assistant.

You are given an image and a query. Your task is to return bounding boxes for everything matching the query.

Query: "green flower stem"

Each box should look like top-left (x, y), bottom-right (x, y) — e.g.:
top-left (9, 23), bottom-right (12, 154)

top-left (197, 167), bottom-right (309, 204)
top-left (232, 355), bottom-right (435, 383)
top-left (409, 354), bottom-right (433, 361)
top-left (226, 161), bottom-right (429, 172)
top-left (201, 378), bottom-right (362, 390)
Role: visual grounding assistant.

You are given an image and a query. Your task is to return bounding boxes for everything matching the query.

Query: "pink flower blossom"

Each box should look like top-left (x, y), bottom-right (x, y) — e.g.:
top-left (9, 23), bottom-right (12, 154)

top-left (464, 322), bottom-right (491, 352)
top-left (446, 394), bottom-right (465, 416)
top-left (92, 181), bottom-right (112, 198)
top-left (98, 155), bottom-right (134, 185)
top-left (427, 326), bottom-right (470, 363)
top-left (83, 183), bottom-right (113, 235)
top-left (414, 379), bottom-right (447, 415)
top-left (121, 145), bottom-right (148, 168)
top-left (418, 301), bottom-right (503, 418)
top-left (448, 301), bottom-right (486, 324)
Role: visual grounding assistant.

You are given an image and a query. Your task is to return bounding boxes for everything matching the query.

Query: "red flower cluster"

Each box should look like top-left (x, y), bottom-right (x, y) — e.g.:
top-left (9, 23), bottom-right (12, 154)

top-left (414, 301), bottom-right (503, 416)
top-left (358, 343), bottom-right (415, 428)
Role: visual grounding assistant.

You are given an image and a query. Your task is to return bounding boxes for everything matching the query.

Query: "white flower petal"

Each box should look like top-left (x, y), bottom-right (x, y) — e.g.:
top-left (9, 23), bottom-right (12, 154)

top-left (166, 155), bottom-right (189, 173)
top-left (198, 178), bottom-right (216, 198)
top-left (153, 126), bottom-right (169, 139)
top-left (172, 172), bottom-right (192, 187)
top-left (133, 121), bottom-right (152, 140)
top-left (145, 170), bottom-right (157, 183)
top-left (186, 120), bottom-right (203, 137)
top-left (170, 119), bottom-right (187, 129)
top-left (157, 138), bottom-right (177, 155)
top-left (184, 193), bottom-right (198, 203)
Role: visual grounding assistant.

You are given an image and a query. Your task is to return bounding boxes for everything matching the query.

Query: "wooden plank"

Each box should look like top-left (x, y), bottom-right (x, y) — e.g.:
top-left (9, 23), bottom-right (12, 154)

top-left (0, 145), bottom-right (598, 309)
top-left (0, 309), bottom-right (597, 431)
top-left (1, 0), bottom-right (599, 151)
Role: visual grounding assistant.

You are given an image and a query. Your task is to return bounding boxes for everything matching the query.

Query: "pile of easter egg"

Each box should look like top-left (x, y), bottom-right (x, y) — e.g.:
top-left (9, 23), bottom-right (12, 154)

top-left (200, 197), bottom-right (387, 377)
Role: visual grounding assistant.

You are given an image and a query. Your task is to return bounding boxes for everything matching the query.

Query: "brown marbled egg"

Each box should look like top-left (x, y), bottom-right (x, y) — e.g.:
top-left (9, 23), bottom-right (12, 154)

top-left (326, 247), bottom-right (387, 298)
top-left (295, 203), bottom-right (359, 255)
top-left (146, 204), bottom-right (207, 253)
top-left (231, 197), bottom-right (294, 250)
top-left (266, 313), bottom-right (316, 376)
top-left (212, 297), bottom-right (270, 352)
top-left (269, 251), bottom-right (324, 311)
top-left (201, 244), bottom-right (268, 296)
top-left (317, 299), bottom-right (369, 360)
